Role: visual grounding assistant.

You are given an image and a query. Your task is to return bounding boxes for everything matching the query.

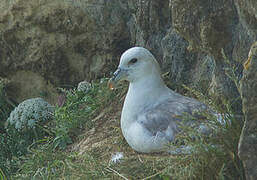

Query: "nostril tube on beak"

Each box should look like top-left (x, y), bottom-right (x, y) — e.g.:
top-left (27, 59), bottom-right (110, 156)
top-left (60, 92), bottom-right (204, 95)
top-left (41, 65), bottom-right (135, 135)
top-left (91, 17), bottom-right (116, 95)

top-left (108, 67), bottom-right (128, 90)
top-left (112, 68), bottom-right (121, 79)
top-left (108, 68), bottom-right (121, 90)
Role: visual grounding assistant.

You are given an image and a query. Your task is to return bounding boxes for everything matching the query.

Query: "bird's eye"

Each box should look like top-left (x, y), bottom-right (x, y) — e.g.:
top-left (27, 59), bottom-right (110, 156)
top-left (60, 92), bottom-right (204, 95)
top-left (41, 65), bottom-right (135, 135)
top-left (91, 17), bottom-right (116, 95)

top-left (128, 58), bottom-right (138, 65)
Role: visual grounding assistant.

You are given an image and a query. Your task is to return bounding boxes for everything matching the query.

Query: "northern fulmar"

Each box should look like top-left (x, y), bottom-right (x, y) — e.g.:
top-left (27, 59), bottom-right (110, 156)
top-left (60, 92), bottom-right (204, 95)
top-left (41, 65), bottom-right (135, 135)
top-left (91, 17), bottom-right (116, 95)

top-left (109, 47), bottom-right (208, 153)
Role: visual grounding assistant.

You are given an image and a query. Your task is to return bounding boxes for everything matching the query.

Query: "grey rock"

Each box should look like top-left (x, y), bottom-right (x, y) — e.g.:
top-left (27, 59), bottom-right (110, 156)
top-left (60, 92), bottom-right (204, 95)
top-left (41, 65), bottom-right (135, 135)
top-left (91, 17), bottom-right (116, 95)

top-left (0, 0), bottom-right (131, 103)
top-left (0, 0), bottom-right (252, 108)
top-left (171, 0), bottom-right (238, 58)
top-left (161, 29), bottom-right (200, 86)
top-left (239, 42), bottom-right (257, 180)
top-left (170, 0), bottom-right (242, 105)
top-left (127, 0), bottom-right (171, 64)
top-left (234, 0), bottom-right (257, 41)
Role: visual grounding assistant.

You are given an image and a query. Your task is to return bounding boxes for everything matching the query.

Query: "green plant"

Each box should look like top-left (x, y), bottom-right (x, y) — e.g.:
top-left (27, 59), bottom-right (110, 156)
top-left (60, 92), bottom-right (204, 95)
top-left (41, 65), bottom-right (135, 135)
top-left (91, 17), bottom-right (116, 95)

top-left (0, 130), bottom-right (23, 176)
top-left (0, 167), bottom-right (7, 180)
top-left (182, 50), bottom-right (244, 179)
top-left (161, 85), bottom-right (245, 180)
top-left (1, 121), bottom-right (53, 177)
top-left (0, 87), bottom-right (54, 177)
top-left (0, 80), bottom-right (18, 177)
top-left (221, 48), bottom-right (241, 92)
top-left (7, 98), bottom-right (54, 131)
top-left (9, 78), bottom-right (245, 180)
top-left (12, 139), bottom-right (111, 180)
top-left (53, 78), bottom-right (115, 149)
top-left (0, 80), bottom-right (15, 132)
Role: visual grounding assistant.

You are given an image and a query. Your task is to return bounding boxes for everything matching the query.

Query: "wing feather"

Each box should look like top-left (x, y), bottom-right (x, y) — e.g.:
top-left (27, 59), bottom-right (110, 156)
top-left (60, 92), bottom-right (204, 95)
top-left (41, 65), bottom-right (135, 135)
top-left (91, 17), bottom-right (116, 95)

top-left (137, 97), bottom-right (207, 141)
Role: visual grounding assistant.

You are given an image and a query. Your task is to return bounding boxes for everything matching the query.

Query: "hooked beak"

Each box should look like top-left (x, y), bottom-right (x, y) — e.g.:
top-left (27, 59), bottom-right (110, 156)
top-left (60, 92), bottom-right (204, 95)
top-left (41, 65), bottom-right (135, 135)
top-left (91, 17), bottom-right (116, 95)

top-left (108, 67), bottom-right (128, 90)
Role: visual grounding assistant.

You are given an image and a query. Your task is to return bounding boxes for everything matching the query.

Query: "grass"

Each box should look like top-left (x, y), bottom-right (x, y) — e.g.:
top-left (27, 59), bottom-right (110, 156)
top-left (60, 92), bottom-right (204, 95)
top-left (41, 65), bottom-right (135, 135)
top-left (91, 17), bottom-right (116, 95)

top-left (0, 79), bottom-right (18, 178)
top-left (0, 79), bottom-right (15, 132)
top-left (52, 78), bottom-right (116, 149)
top-left (1, 77), bottom-right (245, 180)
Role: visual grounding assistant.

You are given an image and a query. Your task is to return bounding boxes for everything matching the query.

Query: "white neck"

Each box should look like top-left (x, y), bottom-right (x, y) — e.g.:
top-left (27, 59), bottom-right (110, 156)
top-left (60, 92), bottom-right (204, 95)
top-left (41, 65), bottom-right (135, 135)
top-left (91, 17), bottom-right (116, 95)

top-left (129, 73), bottom-right (166, 100)
top-left (121, 73), bottom-right (168, 128)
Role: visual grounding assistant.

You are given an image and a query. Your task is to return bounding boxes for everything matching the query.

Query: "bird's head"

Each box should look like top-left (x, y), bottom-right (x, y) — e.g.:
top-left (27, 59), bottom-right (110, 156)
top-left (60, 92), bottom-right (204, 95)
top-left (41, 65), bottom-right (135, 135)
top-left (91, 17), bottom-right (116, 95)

top-left (108, 47), bottom-right (161, 89)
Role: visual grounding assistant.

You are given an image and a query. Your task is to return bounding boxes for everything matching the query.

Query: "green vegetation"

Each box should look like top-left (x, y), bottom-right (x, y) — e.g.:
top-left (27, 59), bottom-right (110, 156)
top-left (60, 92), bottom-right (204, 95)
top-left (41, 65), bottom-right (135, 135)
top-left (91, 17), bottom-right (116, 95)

top-left (0, 80), bottom-right (18, 177)
top-left (1, 78), bottom-right (117, 178)
top-left (0, 80), bottom-right (15, 132)
top-left (53, 78), bottom-right (115, 149)
top-left (0, 78), bottom-right (245, 179)
top-left (165, 86), bottom-right (245, 180)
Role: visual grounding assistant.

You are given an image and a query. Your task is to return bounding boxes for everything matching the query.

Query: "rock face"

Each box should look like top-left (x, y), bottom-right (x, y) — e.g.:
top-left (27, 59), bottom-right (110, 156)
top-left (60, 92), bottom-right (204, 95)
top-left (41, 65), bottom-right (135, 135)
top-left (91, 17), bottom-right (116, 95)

top-left (172, 0), bottom-right (237, 58)
top-left (0, 0), bottom-right (256, 103)
top-left (0, 0), bottom-right (131, 103)
top-left (239, 42), bottom-right (257, 180)
top-left (1, 0), bottom-right (255, 105)
top-left (171, 0), bottom-right (242, 105)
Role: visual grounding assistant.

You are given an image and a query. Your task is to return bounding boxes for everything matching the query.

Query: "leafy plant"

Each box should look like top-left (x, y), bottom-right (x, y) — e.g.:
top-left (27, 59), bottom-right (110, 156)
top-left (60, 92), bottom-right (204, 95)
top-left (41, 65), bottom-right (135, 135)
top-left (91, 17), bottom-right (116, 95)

top-left (0, 127), bottom-right (28, 176)
top-left (0, 80), bottom-right (15, 133)
top-left (0, 82), bottom-right (54, 177)
top-left (7, 98), bottom-right (54, 132)
top-left (8, 78), bottom-right (245, 180)
top-left (0, 80), bottom-right (18, 177)
top-left (161, 84), bottom-right (245, 180)
top-left (53, 78), bottom-right (115, 149)
top-left (11, 140), bottom-right (109, 180)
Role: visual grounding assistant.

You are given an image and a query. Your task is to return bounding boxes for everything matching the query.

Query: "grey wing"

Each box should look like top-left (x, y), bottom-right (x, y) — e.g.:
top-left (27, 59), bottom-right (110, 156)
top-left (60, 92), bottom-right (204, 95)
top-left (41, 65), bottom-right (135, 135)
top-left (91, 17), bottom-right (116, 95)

top-left (137, 100), bottom-right (189, 141)
top-left (137, 99), bottom-right (207, 141)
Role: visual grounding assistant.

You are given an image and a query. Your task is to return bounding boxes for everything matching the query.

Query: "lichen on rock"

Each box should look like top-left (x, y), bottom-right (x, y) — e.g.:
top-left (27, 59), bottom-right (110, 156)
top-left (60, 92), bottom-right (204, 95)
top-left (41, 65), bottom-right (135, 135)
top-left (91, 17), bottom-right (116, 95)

top-left (0, 0), bottom-right (131, 103)
top-left (239, 41), bottom-right (257, 180)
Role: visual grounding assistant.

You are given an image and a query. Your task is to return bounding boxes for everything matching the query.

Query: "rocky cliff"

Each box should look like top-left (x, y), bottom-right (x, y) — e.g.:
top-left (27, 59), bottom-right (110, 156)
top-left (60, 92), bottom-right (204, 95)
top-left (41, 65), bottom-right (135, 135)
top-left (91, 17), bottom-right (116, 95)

top-left (0, 0), bottom-right (131, 103)
top-left (239, 42), bottom-right (257, 180)
top-left (1, 0), bottom-right (255, 104)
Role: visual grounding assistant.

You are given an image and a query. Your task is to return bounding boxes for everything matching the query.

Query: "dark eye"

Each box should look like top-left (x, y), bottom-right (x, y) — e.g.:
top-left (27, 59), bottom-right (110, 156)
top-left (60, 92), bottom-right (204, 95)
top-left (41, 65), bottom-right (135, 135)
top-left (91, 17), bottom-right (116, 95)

top-left (129, 58), bottom-right (138, 65)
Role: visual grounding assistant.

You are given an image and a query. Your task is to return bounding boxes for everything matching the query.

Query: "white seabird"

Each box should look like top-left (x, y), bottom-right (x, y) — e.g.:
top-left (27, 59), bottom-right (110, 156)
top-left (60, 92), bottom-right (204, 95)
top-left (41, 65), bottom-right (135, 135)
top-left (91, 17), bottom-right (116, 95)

top-left (109, 47), bottom-right (208, 153)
